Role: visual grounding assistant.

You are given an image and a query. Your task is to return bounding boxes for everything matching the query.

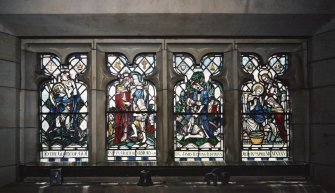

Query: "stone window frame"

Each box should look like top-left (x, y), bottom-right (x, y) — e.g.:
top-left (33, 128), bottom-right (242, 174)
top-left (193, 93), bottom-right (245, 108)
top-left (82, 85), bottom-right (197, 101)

top-left (20, 39), bottom-right (307, 166)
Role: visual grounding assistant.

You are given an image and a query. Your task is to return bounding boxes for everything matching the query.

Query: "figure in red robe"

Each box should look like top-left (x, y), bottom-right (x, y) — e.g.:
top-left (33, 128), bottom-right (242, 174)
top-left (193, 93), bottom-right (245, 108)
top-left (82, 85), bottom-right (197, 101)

top-left (113, 85), bottom-right (131, 145)
top-left (261, 73), bottom-right (287, 143)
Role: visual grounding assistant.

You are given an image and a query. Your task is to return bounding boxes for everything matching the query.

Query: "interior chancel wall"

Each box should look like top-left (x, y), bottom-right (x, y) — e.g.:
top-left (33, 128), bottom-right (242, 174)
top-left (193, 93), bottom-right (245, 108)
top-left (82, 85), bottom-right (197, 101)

top-left (0, 32), bottom-right (20, 187)
top-left (0, 0), bottom-right (335, 188)
top-left (309, 17), bottom-right (335, 190)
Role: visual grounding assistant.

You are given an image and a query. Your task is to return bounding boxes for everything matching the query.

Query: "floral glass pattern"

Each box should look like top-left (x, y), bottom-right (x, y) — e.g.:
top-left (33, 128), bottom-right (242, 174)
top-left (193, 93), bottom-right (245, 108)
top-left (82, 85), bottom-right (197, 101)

top-left (241, 53), bottom-right (290, 161)
top-left (174, 53), bottom-right (224, 161)
top-left (39, 53), bottom-right (88, 162)
top-left (106, 53), bottom-right (157, 161)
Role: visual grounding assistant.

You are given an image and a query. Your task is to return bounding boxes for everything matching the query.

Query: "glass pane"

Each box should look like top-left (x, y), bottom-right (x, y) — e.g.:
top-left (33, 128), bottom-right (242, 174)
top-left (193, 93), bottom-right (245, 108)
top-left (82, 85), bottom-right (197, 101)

top-left (39, 53), bottom-right (88, 162)
top-left (173, 53), bottom-right (224, 161)
top-left (107, 53), bottom-right (128, 75)
top-left (107, 53), bottom-right (156, 77)
top-left (241, 54), bottom-right (260, 74)
top-left (173, 53), bottom-right (195, 76)
top-left (201, 53), bottom-right (223, 76)
top-left (241, 53), bottom-right (290, 161)
top-left (106, 53), bottom-right (157, 161)
top-left (69, 54), bottom-right (87, 75)
top-left (134, 54), bottom-right (156, 75)
top-left (40, 54), bottom-right (61, 76)
top-left (268, 54), bottom-right (288, 75)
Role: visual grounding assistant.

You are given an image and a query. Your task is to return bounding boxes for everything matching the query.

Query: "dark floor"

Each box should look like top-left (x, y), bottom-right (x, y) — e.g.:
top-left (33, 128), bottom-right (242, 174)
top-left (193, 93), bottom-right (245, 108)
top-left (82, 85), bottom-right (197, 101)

top-left (0, 176), bottom-right (331, 193)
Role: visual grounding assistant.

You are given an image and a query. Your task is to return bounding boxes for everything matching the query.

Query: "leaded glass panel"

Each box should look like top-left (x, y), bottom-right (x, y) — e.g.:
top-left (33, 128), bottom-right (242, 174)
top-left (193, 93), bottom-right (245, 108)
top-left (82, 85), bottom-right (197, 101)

top-left (173, 53), bottom-right (224, 161)
top-left (39, 53), bottom-right (88, 162)
top-left (106, 53), bottom-right (157, 161)
top-left (241, 53), bottom-right (290, 161)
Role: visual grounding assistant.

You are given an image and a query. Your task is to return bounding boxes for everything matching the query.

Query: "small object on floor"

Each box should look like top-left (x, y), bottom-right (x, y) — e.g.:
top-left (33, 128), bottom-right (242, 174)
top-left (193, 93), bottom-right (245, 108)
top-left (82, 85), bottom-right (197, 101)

top-left (205, 172), bottom-right (218, 186)
top-left (220, 171), bottom-right (230, 185)
top-left (204, 168), bottom-right (230, 186)
top-left (137, 170), bottom-right (153, 186)
top-left (50, 168), bottom-right (62, 186)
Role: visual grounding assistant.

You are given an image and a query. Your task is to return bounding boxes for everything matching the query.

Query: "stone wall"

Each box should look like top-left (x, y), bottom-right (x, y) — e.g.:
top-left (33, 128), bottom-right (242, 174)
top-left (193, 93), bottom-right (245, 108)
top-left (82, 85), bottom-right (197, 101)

top-left (0, 1), bottom-right (334, 37)
top-left (0, 0), bottom-right (334, 187)
top-left (0, 32), bottom-right (20, 186)
top-left (309, 18), bottom-right (335, 190)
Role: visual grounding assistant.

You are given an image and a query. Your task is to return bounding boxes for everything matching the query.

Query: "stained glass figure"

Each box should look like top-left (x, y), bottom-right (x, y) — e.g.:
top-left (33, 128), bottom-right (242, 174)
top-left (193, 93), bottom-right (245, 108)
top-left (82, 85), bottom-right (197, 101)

top-left (241, 53), bottom-right (290, 161)
top-left (173, 53), bottom-right (224, 161)
top-left (106, 53), bottom-right (157, 161)
top-left (39, 53), bottom-right (88, 162)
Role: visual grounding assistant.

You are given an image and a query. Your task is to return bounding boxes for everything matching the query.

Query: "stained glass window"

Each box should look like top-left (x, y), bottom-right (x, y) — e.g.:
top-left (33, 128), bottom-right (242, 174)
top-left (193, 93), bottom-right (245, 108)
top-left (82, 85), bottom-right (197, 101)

top-left (173, 53), bottom-right (224, 161)
top-left (106, 53), bottom-right (157, 161)
top-left (241, 53), bottom-right (290, 161)
top-left (39, 53), bottom-right (88, 162)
